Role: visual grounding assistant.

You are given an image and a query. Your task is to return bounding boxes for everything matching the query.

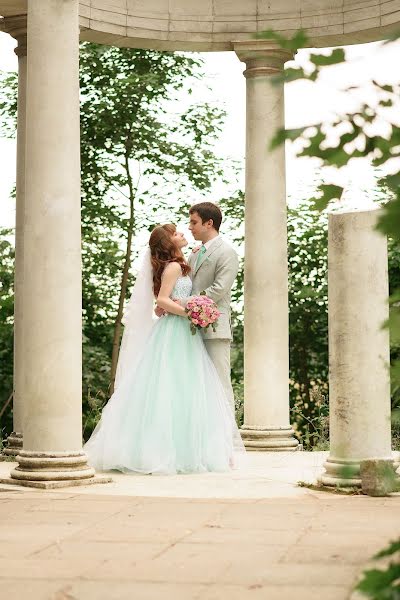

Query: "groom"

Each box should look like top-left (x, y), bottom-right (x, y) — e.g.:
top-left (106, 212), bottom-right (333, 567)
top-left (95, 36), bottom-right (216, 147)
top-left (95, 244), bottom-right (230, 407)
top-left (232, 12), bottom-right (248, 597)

top-left (188, 202), bottom-right (239, 411)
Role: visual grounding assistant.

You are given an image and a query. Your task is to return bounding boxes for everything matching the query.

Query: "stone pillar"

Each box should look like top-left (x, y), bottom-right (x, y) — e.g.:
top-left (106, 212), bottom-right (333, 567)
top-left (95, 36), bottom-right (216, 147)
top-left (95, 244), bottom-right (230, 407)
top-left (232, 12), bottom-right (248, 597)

top-left (5, 0), bottom-right (100, 487)
top-left (319, 208), bottom-right (393, 487)
top-left (234, 41), bottom-right (299, 450)
top-left (0, 16), bottom-right (27, 458)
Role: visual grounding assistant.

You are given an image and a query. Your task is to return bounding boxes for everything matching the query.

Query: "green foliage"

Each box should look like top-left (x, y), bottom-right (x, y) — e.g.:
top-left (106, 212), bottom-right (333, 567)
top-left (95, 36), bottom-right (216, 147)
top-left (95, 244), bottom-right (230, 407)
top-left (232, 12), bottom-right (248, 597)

top-left (356, 543), bottom-right (400, 599)
top-left (376, 541), bottom-right (400, 559)
top-left (261, 29), bottom-right (400, 425)
top-left (79, 43), bottom-right (226, 199)
top-left (81, 337), bottom-right (112, 437)
top-left (232, 379), bottom-right (244, 427)
top-left (219, 189), bottom-right (330, 443)
top-left (2, 32), bottom-right (399, 457)
top-left (264, 30), bottom-right (400, 217)
top-left (310, 184), bottom-right (344, 212)
top-left (78, 43), bottom-right (229, 424)
top-left (0, 45), bottom-right (232, 439)
top-left (0, 229), bottom-right (14, 434)
top-left (220, 182), bottom-right (400, 447)
top-left (392, 416), bottom-right (400, 451)
top-left (379, 196), bottom-right (400, 240)
top-left (292, 387), bottom-right (329, 451)
top-left (309, 48), bottom-right (346, 67)
top-left (0, 72), bottom-right (17, 137)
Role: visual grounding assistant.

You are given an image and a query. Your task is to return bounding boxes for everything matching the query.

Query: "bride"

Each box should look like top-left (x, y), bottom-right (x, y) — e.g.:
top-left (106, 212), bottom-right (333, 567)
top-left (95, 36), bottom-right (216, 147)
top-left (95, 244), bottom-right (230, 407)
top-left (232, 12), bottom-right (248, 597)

top-left (84, 223), bottom-right (244, 474)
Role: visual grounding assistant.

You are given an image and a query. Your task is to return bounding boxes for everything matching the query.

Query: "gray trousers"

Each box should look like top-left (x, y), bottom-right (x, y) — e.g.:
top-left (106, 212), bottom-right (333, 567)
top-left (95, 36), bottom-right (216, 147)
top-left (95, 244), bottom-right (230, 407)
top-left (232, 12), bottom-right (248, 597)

top-left (204, 339), bottom-right (234, 412)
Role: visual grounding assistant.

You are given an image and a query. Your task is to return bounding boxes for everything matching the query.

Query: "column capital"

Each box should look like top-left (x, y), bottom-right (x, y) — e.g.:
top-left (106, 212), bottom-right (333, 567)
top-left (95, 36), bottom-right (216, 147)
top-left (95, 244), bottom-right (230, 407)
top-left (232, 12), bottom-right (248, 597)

top-left (0, 15), bottom-right (27, 57)
top-left (233, 40), bottom-right (293, 78)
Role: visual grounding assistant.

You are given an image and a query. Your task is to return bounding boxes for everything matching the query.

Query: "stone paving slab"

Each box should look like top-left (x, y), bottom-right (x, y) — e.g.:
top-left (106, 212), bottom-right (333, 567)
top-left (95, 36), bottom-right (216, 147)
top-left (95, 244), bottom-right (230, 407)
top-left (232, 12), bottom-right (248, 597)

top-left (0, 450), bottom-right (328, 499)
top-left (0, 452), bottom-right (398, 599)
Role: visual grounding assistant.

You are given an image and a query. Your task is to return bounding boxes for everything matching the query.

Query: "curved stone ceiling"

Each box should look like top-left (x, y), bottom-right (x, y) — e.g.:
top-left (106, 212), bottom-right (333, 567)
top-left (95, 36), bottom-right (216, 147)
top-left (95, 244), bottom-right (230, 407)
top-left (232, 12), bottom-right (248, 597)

top-left (1, 0), bottom-right (400, 50)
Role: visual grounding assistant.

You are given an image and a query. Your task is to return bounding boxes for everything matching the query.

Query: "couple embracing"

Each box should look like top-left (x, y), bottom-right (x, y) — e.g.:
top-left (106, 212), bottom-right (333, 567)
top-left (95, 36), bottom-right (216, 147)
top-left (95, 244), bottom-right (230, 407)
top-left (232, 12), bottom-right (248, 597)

top-left (85, 202), bottom-right (244, 474)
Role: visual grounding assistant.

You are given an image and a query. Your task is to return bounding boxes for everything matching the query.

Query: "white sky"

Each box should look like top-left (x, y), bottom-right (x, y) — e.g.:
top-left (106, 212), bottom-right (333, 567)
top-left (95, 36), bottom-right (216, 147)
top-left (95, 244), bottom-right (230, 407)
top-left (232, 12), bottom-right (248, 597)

top-left (1, 32), bottom-right (400, 231)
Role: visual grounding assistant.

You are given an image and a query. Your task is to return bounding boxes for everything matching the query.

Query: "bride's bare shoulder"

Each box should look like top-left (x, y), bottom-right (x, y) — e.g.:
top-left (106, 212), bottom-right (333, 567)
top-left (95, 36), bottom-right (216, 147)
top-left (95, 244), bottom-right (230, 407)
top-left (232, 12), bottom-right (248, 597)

top-left (162, 262), bottom-right (182, 277)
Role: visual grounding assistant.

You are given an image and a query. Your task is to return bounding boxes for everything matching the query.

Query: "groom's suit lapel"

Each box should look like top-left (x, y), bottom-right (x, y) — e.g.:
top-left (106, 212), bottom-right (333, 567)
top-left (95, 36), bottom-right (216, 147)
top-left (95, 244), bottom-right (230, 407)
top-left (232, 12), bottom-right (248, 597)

top-left (189, 252), bottom-right (196, 278)
top-left (193, 237), bottom-right (223, 277)
top-left (189, 252), bottom-right (197, 279)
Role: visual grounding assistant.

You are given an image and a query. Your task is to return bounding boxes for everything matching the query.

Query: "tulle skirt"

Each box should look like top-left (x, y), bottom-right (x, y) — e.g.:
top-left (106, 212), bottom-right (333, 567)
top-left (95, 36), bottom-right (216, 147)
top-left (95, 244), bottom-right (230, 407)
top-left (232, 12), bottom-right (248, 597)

top-left (84, 313), bottom-right (244, 474)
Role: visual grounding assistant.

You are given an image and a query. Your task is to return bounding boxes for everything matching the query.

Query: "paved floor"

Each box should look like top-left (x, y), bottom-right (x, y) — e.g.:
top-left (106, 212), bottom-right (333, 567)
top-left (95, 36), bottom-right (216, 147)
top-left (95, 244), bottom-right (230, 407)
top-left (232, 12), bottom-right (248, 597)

top-left (0, 452), bottom-right (398, 600)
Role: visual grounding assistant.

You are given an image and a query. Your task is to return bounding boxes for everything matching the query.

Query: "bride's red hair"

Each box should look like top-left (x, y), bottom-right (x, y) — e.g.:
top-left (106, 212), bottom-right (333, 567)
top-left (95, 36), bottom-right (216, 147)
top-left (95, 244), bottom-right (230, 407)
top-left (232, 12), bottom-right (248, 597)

top-left (149, 224), bottom-right (191, 296)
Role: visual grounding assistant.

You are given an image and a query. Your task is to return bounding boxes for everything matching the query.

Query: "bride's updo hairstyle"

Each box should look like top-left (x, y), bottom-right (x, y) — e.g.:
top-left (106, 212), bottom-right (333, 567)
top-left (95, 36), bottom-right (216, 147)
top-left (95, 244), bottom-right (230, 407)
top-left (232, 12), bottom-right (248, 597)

top-left (149, 223), bottom-right (191, 296)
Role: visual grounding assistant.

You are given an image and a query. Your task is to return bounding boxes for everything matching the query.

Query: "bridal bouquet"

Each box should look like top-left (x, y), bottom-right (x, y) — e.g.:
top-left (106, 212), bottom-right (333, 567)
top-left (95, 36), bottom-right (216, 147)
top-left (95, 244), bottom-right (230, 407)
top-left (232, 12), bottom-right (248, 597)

top-left (185, 295), bottom-right (220, 335)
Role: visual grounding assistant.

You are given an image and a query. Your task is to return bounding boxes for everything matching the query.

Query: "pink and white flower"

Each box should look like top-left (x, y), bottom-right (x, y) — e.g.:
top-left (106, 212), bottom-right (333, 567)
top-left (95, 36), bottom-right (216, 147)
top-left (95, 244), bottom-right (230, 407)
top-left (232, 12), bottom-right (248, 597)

top-left (185, 295), bottom-right (221, 335)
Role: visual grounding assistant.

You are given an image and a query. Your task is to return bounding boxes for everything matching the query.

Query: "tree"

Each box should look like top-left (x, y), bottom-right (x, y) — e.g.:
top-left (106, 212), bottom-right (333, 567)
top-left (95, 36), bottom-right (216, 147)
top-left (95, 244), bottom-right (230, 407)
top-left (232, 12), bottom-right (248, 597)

top-left (258, 29), bottom-right (400, 423)
top-left (219, 189), bottom-right (329, 437)
top-left (79, 43), bottom-right (228, 394)
top-left (0, 44), bottom-right (234, 436)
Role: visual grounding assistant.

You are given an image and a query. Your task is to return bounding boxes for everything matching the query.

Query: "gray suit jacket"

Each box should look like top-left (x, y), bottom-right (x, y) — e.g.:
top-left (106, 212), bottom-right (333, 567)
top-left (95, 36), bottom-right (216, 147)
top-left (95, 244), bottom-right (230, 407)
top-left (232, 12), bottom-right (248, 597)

top-left (188, 237), bottom-right (239, 340)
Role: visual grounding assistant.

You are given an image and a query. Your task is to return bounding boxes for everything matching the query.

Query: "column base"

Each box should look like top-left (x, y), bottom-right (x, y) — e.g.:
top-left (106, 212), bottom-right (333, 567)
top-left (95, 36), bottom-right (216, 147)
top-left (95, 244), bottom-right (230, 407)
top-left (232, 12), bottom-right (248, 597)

top-left (2, 432), bottom-right (23, 458)
top-left (240, 426), bottom-right (300, 451)
top-left (318, 455), bottom-right (397, 488)
top-left (5, 450), bottom-right (111, 488)
top-left (318, 457), bottom-right (361, 487)
top-left (0, 474), bottom-right (112, 490)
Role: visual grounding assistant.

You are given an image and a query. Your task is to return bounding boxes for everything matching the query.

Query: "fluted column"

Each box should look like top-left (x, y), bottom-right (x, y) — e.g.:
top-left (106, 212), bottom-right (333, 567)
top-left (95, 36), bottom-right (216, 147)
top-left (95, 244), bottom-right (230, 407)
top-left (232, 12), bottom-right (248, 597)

top-left (0, 16), bottom-right (27, 458)
top-left (3, 0), bottom-right (103, 488)
top-left (234, 41), bottom-right (299, 450)
top-left (319, 208), bottom-right (393, 487)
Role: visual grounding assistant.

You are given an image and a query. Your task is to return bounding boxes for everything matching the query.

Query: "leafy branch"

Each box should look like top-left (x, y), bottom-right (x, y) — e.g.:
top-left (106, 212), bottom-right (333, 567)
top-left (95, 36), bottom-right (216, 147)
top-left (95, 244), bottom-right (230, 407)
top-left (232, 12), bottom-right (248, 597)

top-left (260, 28), bottom-right (400, 394)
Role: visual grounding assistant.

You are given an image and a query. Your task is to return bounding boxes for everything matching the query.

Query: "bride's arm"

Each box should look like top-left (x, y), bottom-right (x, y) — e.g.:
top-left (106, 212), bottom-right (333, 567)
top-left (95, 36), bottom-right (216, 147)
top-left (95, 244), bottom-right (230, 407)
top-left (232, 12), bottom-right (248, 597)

top-left (156, 263), bottom-right (187, 317)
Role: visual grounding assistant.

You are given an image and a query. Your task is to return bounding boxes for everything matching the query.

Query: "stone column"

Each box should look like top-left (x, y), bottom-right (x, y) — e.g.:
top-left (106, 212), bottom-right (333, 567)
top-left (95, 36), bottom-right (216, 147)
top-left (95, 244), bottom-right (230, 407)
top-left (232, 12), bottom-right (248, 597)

top-left (319, 208), bottom-right (393, 487)
top-left (234, 41), bottom-right (298, 450)
top-left (0, 16), bottom-right (27, 458)
top-left (5, 0), bottom-right (100, 487)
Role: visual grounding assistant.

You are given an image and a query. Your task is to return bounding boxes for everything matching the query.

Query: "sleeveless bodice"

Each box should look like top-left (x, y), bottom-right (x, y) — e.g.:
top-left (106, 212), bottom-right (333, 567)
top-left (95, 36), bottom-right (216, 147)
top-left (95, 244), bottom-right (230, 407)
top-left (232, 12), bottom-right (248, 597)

top-left (171, 276), bottom-right (192, 300)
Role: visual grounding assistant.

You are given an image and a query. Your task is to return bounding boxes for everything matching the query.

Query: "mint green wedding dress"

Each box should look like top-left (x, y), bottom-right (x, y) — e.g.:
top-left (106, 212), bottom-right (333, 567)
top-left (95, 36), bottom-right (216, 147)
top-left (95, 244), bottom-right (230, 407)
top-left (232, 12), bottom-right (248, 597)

top-left (84, 275), bottom-right (243, 474)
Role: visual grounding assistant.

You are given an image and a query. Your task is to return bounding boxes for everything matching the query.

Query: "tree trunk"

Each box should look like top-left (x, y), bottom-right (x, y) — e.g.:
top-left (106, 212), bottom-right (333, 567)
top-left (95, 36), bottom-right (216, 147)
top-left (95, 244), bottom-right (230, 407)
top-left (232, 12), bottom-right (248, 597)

top-left (0, 392), bottom-right (13, 421)
top-left (109, 151), bottom-right (136, 395)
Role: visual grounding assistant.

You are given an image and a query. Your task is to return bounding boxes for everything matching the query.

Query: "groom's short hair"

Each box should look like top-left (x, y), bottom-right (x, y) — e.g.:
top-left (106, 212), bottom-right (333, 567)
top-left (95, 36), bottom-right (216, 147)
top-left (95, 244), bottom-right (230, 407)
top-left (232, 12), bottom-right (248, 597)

top-left (189, 202), bottom-right (222, 232)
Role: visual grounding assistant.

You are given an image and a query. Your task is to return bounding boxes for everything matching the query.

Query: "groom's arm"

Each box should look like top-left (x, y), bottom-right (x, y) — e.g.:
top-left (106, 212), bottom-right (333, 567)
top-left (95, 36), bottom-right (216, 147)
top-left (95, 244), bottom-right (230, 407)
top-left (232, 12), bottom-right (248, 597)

top-left (203, 251), bottom-right (239, 303)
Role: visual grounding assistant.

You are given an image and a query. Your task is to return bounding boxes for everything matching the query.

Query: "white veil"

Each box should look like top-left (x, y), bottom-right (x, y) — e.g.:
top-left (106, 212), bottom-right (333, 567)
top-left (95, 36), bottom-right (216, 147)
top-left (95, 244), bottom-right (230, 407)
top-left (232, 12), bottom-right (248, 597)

top-left (114, 248), bottom-right (155, 390)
